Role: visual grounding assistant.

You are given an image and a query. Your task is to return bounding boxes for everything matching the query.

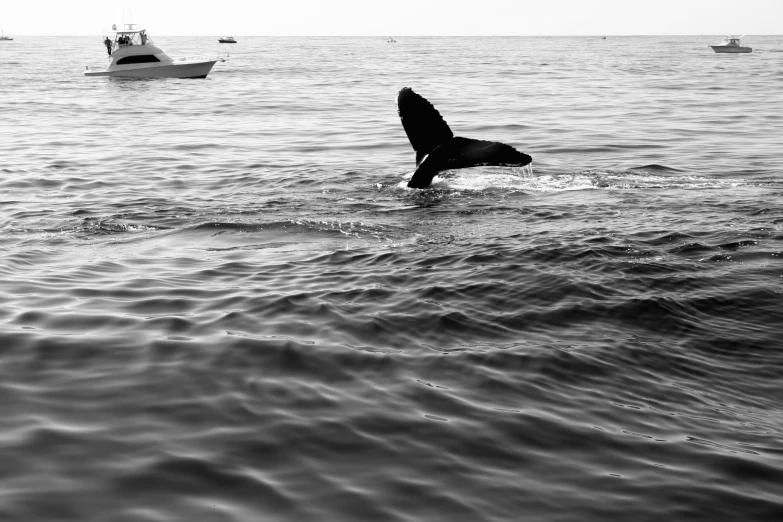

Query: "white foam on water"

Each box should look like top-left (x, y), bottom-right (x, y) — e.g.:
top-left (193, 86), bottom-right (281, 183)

top-left (432, 164), bottom-right (597, 192)
top-left (396, 166), bottom-right (774, 193)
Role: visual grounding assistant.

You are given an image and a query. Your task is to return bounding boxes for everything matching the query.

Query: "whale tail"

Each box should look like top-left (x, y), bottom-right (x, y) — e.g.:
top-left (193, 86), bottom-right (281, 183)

top-left (396, 87), bottom-right (532, 188)
top-left (397, 87), bottom-right (454, 167)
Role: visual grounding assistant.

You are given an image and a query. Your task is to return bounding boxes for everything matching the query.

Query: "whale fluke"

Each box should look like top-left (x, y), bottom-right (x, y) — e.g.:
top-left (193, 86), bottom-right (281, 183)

top-left (397, 87), bottom-right (532, 189)
top-left (397, 87), bottom-right (454, 167)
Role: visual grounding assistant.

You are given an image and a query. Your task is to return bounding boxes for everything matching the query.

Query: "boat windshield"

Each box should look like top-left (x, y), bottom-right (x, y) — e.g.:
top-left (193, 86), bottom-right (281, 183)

top-left (720, 35), bottom-right (743, 45)
top-left (113, 29), bottom-right (153, 49)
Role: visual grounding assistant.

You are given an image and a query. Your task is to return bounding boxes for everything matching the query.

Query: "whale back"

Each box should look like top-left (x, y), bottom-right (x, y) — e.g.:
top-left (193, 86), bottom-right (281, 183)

top-left (397, 87), bottom-right (453, 166)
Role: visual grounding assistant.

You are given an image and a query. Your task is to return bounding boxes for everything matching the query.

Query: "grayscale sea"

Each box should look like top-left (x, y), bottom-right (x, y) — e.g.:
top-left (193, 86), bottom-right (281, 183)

top-left (2, 35), bottom-right (783, 521)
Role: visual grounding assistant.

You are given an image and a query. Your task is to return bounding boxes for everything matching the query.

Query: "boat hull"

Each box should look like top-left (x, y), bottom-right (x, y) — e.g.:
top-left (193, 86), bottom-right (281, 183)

top-left (218, 40), bottom-right (237, 44)
top-left (84, 60), bottom-right (218, 78)
top-left (711, 45), bottom-right (752, 53)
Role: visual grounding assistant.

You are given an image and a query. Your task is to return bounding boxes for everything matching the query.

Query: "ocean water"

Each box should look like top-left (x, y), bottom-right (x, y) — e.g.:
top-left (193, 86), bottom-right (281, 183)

top-left (2, 34), bottom-right (783, 521)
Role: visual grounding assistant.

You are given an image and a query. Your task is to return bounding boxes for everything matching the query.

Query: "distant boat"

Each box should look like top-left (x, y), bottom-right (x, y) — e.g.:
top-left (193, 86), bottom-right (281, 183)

top-left (218, 36), bottom-right (237, 43)
top-left (387, 37), bottom-right (397, 43)
top-left (711, 35), bottom-right (751, 53)
top-left (0, 26), bottom-right (12, 41)
top-left (85, 23), bottom-right (226, 78)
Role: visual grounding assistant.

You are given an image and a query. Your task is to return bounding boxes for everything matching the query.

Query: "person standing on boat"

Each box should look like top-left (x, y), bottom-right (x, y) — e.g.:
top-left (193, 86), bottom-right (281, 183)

top-left (104, 37), bottom-right (112, 56)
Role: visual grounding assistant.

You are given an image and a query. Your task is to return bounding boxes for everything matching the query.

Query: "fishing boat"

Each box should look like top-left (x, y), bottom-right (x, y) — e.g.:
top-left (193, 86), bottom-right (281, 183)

top-left (710, 35), bottom-right (752, 53)
top-left (84, 23), bottom-right (226, 78)
top-left (218, 36), bottom-right (237, 43)
top-left (0, 26), bottom-right (12, 41)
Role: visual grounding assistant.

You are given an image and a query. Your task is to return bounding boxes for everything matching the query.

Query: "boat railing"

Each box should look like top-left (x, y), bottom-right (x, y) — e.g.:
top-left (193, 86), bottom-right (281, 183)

top-left (160, 53), bottom-right (229, 64)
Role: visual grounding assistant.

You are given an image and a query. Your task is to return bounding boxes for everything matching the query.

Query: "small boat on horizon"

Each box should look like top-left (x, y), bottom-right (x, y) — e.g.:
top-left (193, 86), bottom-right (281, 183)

top-left (0, 26), bottom-right (12, 41)
top-left (218, 36), bottom-right (237, 43)
top-left (711, 35), bottom-right (752, 53)
top-left (85, 23), bottom-right (226, 78)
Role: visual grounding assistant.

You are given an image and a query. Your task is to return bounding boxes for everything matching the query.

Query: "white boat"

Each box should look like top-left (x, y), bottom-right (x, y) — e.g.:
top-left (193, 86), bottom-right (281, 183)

top-left (711, 35), bottom-right (752, 54)
top-left (84, 24), bottom-right (226, 78)
top-left (218, 36), bottom-right (237, 43)
top-left (0, 26), bottom-right (12, 41)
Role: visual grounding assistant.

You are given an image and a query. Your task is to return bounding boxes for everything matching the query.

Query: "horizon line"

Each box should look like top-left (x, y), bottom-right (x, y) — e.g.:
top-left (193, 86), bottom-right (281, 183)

top-left (5, 33), bottom-right (780, 37)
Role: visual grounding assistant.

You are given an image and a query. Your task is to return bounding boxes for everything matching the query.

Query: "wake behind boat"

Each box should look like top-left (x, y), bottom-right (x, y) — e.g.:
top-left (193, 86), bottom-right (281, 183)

top-left (710, 35), bottom-right (752, 53)
top-left (84, 24), bottom-right (226, 78)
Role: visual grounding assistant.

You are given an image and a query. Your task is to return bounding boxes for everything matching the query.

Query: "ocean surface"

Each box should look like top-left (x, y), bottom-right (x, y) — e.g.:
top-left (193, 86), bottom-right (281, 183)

top-left (2, 35), bottom-right (783, 521)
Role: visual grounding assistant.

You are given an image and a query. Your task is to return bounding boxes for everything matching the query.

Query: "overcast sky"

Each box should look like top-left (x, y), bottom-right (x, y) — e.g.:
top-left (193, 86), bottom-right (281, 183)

top-left (3, 0), bottom-right (781, 36)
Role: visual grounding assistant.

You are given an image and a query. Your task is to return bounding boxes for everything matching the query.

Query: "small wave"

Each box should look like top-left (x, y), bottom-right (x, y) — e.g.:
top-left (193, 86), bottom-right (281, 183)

top-left (629, 164), bottom-right (683, 172)
top-left (189, 219), bottom-right (382, 240)
top-left (81, 221), bottom-right (172, 236)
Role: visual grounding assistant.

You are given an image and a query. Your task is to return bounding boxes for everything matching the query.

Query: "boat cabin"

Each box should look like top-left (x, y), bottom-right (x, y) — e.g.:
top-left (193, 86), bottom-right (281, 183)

top-left (101, 23), bottom-right (172, 67)
top-left (717, 35), bottom-right (745, 47)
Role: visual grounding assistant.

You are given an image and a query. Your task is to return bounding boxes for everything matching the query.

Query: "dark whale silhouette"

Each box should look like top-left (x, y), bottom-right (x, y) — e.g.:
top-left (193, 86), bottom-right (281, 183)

top-left (397, 87), bottom-right (532, 188)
